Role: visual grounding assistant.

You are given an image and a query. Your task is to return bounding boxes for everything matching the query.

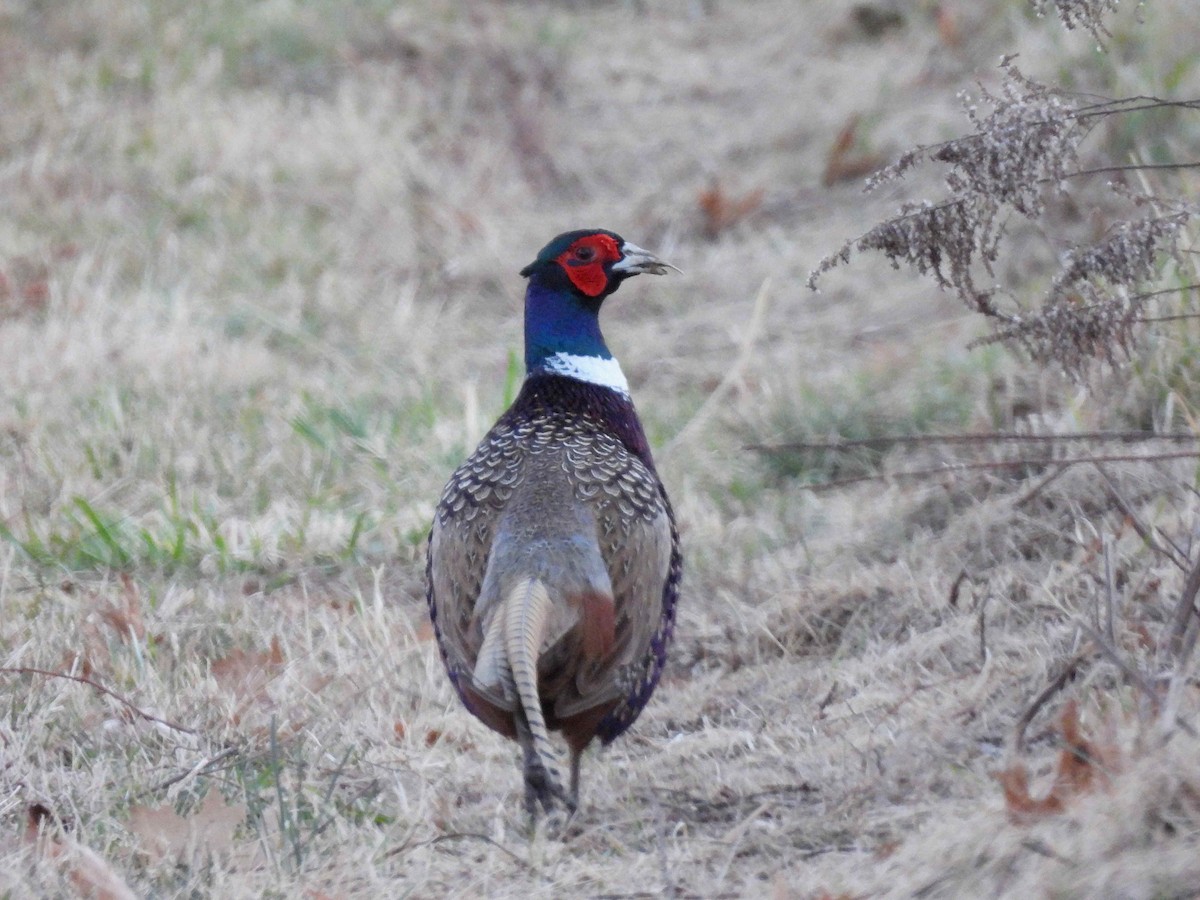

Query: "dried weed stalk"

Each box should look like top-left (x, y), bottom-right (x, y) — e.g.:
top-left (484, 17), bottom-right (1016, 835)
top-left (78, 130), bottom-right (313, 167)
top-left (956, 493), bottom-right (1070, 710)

top-left (811, 50), bottom-right (1198, 378)
top-left (1031, 0), bottom-right (1121, 40)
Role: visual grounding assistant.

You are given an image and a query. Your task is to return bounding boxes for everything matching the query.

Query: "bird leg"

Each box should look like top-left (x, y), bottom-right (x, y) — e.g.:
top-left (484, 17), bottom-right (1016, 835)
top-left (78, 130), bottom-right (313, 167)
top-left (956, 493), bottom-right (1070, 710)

top-left (568, 747), bottom-right (582, 815)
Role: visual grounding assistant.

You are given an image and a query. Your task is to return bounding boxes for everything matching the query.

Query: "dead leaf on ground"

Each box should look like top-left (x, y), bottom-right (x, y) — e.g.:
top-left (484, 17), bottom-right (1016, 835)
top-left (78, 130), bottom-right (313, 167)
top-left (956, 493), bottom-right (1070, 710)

top-left (60, 574), bottom-right (148, 678)
top-left (698, 179), bottom-right (764, 239)
top-left (96, 573), bottom-right (146, 643)
top-left (997, 699), bottom-right (1119, 824)
top-left (60, 630), bottom-right (107, 681)
top-left (996, 765), bottom-right (1065, 824)
top-left (209, 636), bottom-right (288, 725)
top-left (211, 636), bottom-right (285, 701)
top-left (25, 804), bottom-right (137, 900)
top-left (127, 790), bottom-right (247, 862)
top-left (822, 115), bottom-right (885, 186)
top-left (0, 254), bottom-right (55, 321)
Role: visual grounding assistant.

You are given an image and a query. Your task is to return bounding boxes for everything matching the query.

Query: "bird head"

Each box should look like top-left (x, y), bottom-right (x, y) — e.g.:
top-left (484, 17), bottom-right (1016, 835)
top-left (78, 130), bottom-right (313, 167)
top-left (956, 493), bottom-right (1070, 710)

top-left (520, 229), bottom-right (676, 302)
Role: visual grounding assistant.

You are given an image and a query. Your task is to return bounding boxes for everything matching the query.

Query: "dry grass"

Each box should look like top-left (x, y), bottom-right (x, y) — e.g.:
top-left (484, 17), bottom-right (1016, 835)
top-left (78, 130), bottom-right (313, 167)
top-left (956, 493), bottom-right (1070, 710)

top-left (3, 1), bottom-right (1200, 896)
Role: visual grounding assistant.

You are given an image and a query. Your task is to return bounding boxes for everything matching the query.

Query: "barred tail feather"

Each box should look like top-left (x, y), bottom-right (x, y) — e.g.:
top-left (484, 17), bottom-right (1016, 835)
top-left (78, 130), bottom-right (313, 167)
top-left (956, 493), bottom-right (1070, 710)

top-left (503, 577), bottom-right (563, 798)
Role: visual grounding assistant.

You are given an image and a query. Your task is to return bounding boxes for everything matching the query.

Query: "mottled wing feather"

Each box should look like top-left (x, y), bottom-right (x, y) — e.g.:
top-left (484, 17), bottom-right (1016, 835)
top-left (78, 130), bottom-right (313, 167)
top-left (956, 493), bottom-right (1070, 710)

top-left (427, 421), bottom-right (529, 702)
top-left (551, 437), bottom-right (672, 719)
top-left (591, 481), bottom-right (681, 744)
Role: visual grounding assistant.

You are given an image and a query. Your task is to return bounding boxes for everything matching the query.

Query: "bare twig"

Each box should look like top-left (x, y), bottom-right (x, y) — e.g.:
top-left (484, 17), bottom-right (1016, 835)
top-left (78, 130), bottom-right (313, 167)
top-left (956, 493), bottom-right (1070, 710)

top-left (798, 450), bottom-right (1200, 492)
top-left (1163, 554), bottom-right (1200, 668)
top-left (1013, 464), bottom-right (1070, 508)
top-left (1069, 96), bottom-right (1200, 117)
top-left (416, 833), bottom-right (532, 870)
top-left (1125, 282), bottom-right (1200, 303)
top-left (1066, 161), bottom-right (1200, 178)
top-left (978, 594), bottom-right (991, 667)
top-left (1136, 313), bottom-right (1200, 324)
top-left (749, 430), bottom-right (1199, 454)
top-left (815, 683), bottom-right (838, 715)
top-left (0, 666), bottom-right (196, 735)
top-left (947, 569), bottom-right (970, 608)
top-left (653, 793), bottom-right (677, 898)
top-left (1094, 463), bottom-right (1188, 570)
top-left (1154, 526), bottom-right (1192, 570)
top-left (1014, 652), bottom-right (1090, 752)
top-left (147, 746), bottom-right (240, 793)
top-left (1103, 534), bottom-right (1117, 647)
top-left (1019, 838), bottom-right (1074, 865)
top-left (1078, 625), bottom-right (1159, 702)
top-left (1075, 624), bottom-right (1198, 737)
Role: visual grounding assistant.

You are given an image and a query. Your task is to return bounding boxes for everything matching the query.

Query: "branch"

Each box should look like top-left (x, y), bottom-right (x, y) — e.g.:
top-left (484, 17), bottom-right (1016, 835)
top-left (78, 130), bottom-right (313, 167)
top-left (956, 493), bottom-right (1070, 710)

top-left (1071, 97), bottom-right (1200, 119)
top-left (1066, 162), bottom-right (1200, 178)
top-left (1163, 554), bottom-right (1200, 668)
top-left (1094, 463), bottom-right (1189, 570)
top-left (395, 832), bottom-right (532, 870)
top-left (1136, 313), bottom-right (1200, 324)
top-left (1014, 652), bottom-right (1091, 752)
top-left (749, 430), bottom-right (1198, 454)
top-left (0, 667), bottom-right (196, 735)
top-left (1076, 624), bottom-right (1164, 714)
top-left (796, 450), bottom-right (1200, 492)
top-left (147, 746), bottom-right (240, 793)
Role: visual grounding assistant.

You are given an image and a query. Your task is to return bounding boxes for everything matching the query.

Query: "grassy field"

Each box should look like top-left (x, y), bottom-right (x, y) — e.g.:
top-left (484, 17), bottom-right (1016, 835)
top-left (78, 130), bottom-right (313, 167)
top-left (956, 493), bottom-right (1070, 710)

top-left (3, 1), bottom-right (1200, 896)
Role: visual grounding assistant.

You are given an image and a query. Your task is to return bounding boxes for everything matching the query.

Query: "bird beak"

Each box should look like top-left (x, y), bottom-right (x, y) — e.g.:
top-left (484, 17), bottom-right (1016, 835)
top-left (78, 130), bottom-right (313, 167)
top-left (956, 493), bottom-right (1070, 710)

top-left (611, 241), bottom-right (680, 277)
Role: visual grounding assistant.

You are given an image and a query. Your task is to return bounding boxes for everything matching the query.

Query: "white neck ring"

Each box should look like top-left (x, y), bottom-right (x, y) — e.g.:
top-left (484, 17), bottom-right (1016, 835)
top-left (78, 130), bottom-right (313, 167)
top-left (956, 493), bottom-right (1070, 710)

top-left (540, 352), bottom-right (630, 395)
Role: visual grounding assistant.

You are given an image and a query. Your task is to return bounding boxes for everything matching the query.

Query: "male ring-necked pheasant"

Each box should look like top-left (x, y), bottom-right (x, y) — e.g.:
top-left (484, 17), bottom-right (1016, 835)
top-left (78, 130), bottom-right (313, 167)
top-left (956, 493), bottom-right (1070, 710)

top-left (426, 229), bottom-right (683, 817)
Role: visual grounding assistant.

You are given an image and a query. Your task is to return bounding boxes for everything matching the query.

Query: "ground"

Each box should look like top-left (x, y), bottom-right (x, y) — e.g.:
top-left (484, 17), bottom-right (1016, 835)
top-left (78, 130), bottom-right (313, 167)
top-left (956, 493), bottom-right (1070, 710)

top-left (2, 1), bottom-right (1200, 897)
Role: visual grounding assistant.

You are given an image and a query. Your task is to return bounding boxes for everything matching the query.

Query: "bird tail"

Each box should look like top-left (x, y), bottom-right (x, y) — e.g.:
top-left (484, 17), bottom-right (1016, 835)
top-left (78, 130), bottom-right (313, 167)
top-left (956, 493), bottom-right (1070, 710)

top-left (503, 577), bottom-right (563, 801)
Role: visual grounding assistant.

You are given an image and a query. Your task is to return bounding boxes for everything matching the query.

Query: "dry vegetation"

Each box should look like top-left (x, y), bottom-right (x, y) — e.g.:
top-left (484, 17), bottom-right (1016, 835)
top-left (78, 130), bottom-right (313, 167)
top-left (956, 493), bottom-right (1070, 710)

top-left (2, 0), bottom-right (1200, 897)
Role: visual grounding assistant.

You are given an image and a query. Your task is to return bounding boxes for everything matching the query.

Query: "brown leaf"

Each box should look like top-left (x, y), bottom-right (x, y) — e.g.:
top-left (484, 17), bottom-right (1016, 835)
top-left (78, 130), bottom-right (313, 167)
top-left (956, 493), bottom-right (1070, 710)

top-left (873, 839), bottom-right (901, 859)
top-left (96, 574), bottom-right (146, 643)
top-left (62, 619), bottom-right (110, 680)
top-left (1054, 699), bottom-right (1106, 796)
top-left (998, 700), bottom-right (1119, 824)
top-left (1125, 620), bottom-right (1155, 652)
top-left (211, 636), bottom-right (285, 701)
top-left (0, 255), bottom-right (51, 320)
top-left (822, 115), bottom-right (885, 186)
top-left (996, 765), bottom-right (1064, 824)
top-left (25, 804), bottom-right (137, 900)
top-left (128, 790), bottom-right (246, 862)
top-left (698, 179), bottom-right (764, 239)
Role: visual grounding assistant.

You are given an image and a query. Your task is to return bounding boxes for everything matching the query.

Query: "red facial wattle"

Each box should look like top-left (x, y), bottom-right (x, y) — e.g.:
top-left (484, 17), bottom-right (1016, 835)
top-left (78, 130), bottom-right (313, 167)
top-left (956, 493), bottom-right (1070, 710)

top-left (554, 234), bottom-right (623, 297)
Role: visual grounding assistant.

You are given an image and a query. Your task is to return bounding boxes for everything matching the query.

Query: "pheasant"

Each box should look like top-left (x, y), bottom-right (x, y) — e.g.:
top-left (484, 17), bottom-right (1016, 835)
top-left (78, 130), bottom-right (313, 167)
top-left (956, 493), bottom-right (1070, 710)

top-left (426, 229), bottom-right (683, 817)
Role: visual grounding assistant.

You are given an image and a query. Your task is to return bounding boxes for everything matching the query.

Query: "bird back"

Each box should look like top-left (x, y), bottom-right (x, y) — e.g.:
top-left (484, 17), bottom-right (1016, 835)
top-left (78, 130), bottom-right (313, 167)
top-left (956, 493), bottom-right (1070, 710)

top-left (427, 373), bottom-right (681, 746)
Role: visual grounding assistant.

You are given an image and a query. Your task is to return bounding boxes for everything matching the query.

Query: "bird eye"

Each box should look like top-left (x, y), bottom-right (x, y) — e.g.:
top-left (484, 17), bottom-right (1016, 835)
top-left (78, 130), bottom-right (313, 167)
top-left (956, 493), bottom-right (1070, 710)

top-left (574, 245), bottom-right (596, 262)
